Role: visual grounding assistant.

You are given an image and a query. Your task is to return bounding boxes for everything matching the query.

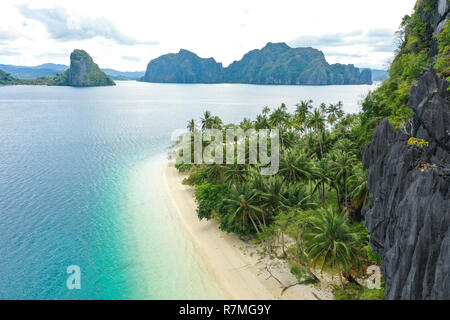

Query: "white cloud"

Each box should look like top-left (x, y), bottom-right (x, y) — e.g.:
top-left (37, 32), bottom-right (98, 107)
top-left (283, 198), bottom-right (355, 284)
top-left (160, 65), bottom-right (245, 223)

top-left (290, 29), bottom-right (396, 53)
top-left (16, 4), bottom-right (158, 46)
top-left (0, 48), bottom-right (22, 56)
top-left (289, 28), bottom-right (398, 69)
top-left (121, 55), bottom-right (141, 62)
top-left (0, 0), bottom-right (417, 70)
top-left (0, 27), bottom-right (22, 42)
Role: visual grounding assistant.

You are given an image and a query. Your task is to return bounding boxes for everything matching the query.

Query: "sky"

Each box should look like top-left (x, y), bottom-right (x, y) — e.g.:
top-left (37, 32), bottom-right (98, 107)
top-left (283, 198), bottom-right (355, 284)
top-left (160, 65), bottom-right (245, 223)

top-left (0, 0), bottom-right (417, 71)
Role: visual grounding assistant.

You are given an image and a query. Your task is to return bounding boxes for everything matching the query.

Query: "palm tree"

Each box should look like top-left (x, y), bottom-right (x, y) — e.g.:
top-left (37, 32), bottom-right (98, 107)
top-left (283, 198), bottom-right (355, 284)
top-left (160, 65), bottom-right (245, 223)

top-left (326, 102), bottom-right (344, 128)
top-left (288, 209), bottom-right (321, 282)
top-left (201, 110), bottom-right (213, 130)
top-left (255, 115), bottom-right (270, 130)
top-left (204, 164), bottom-right (225, 184)
top-left (312, 158), bottom-right (331, 206)
top-left (348, 164), bottom-right (369, 209)
top-left (319, 130), bottom-right (332, 157)
top-left (211, 116), bottom-right (223, 129)
top-left (262, 106), bottom-right (271, 116)
top-left (279, 151), bottom-right (312, 185)
top-left (294, 100), bottom-right (313, 131)
top-left (269, 104), bottom-right (289, 128)
top-left (280, 130), bottom-right (298, 150)
top-left (305, 207), bottom-right (361, 288)
top-left (303, 132), bottom-right (319, 192)
top-left (283, 184), bottom-right (315, 210)
top-left (306, 108), bottom-right (326, 157)
top-left (269, 105), bottom-right (290, 147)
top-left (304, 132), bottom-right (317, 159)
top-left (259, 176), bottom-right (291, 219)
top-left (239, 117), bottom-right (253, 131)
top-left (306, 108), bottom-right (326, 134)
top-left (319, 102), bottom-right (328, 115)
top-left (334, 114), bottom-right (357, 137)
top-left (224, 164), bottom-right (248, 186)
top-left (334, 138), bottom-right (357, 155)
top-left (331, 150), bottom-right (357, 207)
top-left (187, 119), bottom-right (196, 133)
top-left (224, 184), bottom-right (265, 233)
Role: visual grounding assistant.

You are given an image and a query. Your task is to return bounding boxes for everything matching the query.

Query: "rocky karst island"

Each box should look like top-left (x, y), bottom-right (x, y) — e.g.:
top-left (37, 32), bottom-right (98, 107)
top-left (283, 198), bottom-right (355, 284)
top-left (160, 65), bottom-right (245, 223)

top-left (140, 42), bottom-right (373, 85)
top-left (0, 49), bottom-right (115, 87)
top-left (51, 50), bottom-right (115, 87)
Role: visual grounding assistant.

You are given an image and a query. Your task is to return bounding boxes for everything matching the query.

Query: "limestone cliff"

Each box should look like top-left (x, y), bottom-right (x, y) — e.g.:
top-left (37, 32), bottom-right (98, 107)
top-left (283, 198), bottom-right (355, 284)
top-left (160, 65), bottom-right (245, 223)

top-left (362, 0), bottom-right (449, 300)
top-left (53, 50), bottom-right (115, 87)
top-left (363, 69), bottom-right (449, 300)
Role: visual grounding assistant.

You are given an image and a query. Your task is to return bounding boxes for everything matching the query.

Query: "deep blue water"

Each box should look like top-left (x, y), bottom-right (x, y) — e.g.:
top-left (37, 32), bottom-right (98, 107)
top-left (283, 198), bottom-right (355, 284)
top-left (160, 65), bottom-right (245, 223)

top-left (0, 81), bottom-right (377, 299)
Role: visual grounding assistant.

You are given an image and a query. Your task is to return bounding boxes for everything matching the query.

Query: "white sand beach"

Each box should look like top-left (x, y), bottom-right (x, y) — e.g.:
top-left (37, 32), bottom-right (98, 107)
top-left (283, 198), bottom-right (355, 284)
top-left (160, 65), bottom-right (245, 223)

top-left (164, 161), bottom-right (330, 300)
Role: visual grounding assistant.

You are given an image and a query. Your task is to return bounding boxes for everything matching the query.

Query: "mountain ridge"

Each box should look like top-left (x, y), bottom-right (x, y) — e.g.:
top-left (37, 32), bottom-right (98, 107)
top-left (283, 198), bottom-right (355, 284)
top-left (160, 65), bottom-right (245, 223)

top-left (140, 42), bottom-right (373, 85)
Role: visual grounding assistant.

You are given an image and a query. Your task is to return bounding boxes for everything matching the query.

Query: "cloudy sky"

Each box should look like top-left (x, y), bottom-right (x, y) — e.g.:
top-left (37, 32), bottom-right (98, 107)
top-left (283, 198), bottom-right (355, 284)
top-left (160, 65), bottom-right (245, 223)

top-left (0, 0), bottom-right (417, 71)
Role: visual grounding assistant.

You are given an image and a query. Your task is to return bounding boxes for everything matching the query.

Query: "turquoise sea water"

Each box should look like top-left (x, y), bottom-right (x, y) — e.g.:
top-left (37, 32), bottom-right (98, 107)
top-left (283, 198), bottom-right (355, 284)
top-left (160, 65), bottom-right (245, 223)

top-left (0, 81), bottom-right (377, 299)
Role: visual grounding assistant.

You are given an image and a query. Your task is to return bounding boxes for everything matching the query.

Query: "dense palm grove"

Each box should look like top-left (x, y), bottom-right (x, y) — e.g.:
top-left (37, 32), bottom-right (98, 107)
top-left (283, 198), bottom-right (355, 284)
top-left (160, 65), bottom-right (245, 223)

top-left (175, 102), bottom-right (384, 300)
top-left (173, 0), bottom-right (448, 300)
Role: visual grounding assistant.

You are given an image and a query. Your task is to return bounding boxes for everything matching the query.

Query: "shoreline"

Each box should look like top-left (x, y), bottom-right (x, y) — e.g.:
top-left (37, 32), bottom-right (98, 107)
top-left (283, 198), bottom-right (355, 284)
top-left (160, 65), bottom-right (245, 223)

top-left (163, 160), bottom-right (327, 300)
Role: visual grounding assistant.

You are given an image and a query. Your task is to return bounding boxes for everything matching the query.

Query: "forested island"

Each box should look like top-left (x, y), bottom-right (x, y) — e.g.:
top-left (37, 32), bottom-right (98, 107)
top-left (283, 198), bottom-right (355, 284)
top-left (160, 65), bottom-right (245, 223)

top-left (140, 43), bottom-right (373, 85)
top-left (0, 44), bottom-right (376, 87)
top-left (174, 0), bottom-right (449, 300)
top-left (0, 50), bottom-right (115, 87)
top-left (0, 63), bottom-right (144, 81)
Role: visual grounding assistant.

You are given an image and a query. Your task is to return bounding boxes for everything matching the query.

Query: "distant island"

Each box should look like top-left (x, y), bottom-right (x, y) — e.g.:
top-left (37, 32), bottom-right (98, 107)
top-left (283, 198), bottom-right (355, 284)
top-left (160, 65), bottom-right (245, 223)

top-left (0, 63), bottom-right (144, 81)
top-left (140, 42), bottom-right (373, 85)
top-left (0, 62), bottom-right (385, 83)
top-left (51, 50), bottom-right (115, 87)
top-left (0, 50), bottom-right (115, 87)
top-left (0, 63), bottom-right (68, 80)
top-left (1, 44), bottom-right (386, 85)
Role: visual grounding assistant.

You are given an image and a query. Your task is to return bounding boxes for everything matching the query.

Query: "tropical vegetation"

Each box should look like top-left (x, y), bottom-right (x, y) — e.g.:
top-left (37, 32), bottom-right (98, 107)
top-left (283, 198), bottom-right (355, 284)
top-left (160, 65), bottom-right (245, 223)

top-left (174, 100), bottom-right (381, 299)
top-left (359, 0), bottom-right (450, 144)
top-left (173, 0), bottom-right (449, 299)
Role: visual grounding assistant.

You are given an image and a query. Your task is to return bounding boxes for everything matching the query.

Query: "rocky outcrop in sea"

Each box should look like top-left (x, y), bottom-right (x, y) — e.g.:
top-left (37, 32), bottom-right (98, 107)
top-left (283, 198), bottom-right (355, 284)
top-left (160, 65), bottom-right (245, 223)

top-left (53, 50), bottom-right (115, 87)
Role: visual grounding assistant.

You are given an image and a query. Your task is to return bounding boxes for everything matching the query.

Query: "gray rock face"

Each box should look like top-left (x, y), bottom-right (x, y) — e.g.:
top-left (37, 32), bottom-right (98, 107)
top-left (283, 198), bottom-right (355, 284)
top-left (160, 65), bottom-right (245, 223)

top-left (435, 0), bottom-right (449, 36)
top-left (438, 0), bottom-right (448, 16)
top-left (362, 69), bottom-right (450, 300)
